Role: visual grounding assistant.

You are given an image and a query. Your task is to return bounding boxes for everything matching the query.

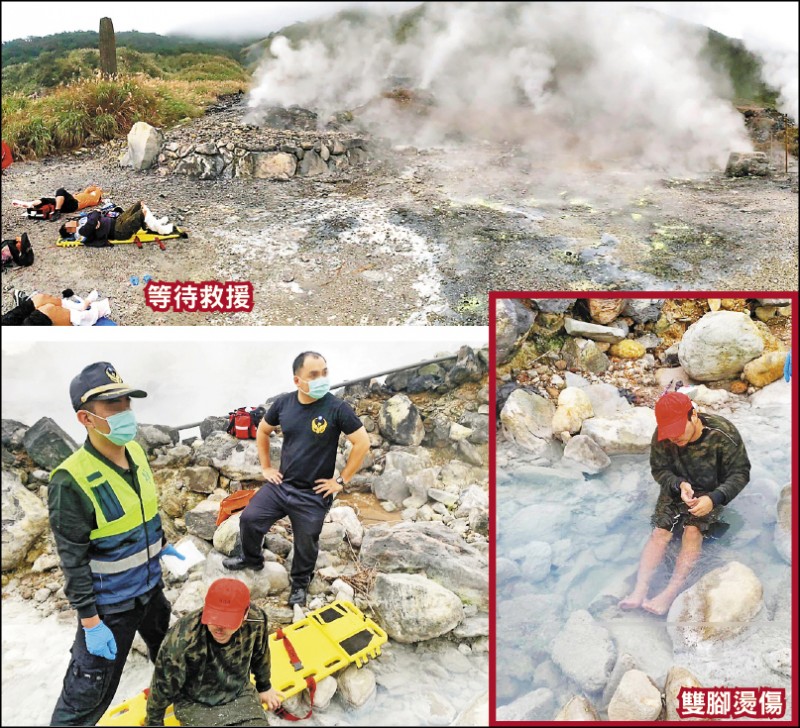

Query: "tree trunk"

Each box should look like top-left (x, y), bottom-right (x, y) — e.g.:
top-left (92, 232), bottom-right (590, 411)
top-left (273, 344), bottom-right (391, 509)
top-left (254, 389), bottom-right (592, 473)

top-left (99, 17), bottom-right (117, 77)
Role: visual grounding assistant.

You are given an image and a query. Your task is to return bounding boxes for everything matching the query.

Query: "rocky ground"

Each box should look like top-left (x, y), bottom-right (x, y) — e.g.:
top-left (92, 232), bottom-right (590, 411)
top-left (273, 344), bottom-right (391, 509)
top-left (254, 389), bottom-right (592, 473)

top-left (2, 99), bottom-right (797, 326)
top-left (2, 347), bottom-right (489, 725)
top-left (494, 298), bottom-right (793, 721)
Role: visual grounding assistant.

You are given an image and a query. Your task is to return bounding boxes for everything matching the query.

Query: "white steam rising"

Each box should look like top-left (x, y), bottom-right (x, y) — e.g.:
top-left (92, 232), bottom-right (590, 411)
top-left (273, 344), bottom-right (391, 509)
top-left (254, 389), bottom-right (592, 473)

top-left (747, 41), bottom-right (799, 122)
top-left (248, 2), bottom-right (753, 170)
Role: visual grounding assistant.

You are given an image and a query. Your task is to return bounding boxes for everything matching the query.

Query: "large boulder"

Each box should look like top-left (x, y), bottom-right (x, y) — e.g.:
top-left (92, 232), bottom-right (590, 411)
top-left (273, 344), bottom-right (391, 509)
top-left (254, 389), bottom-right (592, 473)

top-left (185, 500), bottom-right (221, 541)
top-left (22, 417), bottom-right (78, 470)
top-left (2, 419), bottom-right (28, 451)
top-left (298, 150), bottom-right (327, 177)
top-left (212, 440), bottom-right (272, 480)
top-left (378, 395), bottom-right (425, 446)
top-left (360, 521), bottom-right (487, 608)
top-left (678, 312), bottom-right (764, 381)
top-left (2, 472), bottom-right (49, 571)
top-left (564, 318), bottom-right (625, 343)
top-left (136, 424), bottom-right (179, 454)
top-left (550, 610), bottom-right (616, 693)
top-left (370, 573), bottom-right (462, 642)
top-left (212, 512), bottom-right (241, 556)
top-left (250, 151), bottom-right (297, 180)
top-left (500, 389), bottom-right (554, 455)
top-left (203, 551), bottom-right (287, 597)
top-left (607, 670), bottom-right (662, 721)
top-left (126, 121), bottom-right (163, 170)
top-left (667, 561), bottom-right (763, 649)
top-left (174, 153), bottom-right (224, 180)
top-left (554, 696), bottom-right (600, 720)
top-left (562, 434), bottom-right (611, 473)
top-left (372, 470), bottom-right (411, 504)
top-left (774, 483), bottom-right (790, 564)
top-left (496, 299), bottom-right (536, 364)
top-left (743, 351), bottom-right (788, 388)
top-left (588, 298), bottom-right (626, 324)
top-left (445, 346), bottom-right (485, 387)
top-left (580, 408), bottom-right (656, 454)
top-left (200, 416), bottom-right (228, 440)
top-left (725, 151), bottom-right (770, 177)
top-left (664, 666), bottom-right (703, 721)
top-left (552, 387), bottom-right (594, 434)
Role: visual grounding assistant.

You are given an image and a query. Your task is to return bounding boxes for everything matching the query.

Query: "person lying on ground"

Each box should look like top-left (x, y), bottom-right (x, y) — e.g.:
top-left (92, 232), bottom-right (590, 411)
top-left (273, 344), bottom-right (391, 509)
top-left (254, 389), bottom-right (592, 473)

top-left (78, 201), bottom-right (175, 246)
top-left (618, 391), bottom-right (751, 615)
top-left (12, 185), bottom-right (103, 220)
top-left (1, 289), bottom-right (112, 326)
top-left (145, 579), bottom-right (283, 727)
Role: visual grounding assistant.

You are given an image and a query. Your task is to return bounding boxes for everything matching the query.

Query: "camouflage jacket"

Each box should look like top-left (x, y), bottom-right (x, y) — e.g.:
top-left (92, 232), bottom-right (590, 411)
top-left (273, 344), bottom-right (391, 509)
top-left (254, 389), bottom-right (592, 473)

top-left (145, 606), bottom-right (271, 726)
top-left (650, 413), bottom-right (751, 507)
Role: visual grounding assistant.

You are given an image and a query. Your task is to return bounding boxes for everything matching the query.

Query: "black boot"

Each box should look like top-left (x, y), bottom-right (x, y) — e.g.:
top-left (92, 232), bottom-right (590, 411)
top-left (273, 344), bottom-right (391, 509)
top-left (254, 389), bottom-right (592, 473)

top-left (222, 556), bottom-right (263, 571)
top-left (288, 585), bottom-right (308, 607)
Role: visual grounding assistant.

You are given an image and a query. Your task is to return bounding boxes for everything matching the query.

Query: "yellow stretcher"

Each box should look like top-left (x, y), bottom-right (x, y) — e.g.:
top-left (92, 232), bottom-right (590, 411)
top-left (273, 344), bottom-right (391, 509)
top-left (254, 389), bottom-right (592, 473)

top-left (56, 228), bottom-right (188, 249)
top-left (98, 600), bottom-right (387, 726)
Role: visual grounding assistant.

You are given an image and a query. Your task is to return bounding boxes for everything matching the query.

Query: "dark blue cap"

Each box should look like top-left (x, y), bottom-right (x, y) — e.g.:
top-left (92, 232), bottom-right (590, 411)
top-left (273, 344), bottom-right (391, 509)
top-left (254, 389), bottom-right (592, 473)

top-left (70, 362), bottom-right (147, 411)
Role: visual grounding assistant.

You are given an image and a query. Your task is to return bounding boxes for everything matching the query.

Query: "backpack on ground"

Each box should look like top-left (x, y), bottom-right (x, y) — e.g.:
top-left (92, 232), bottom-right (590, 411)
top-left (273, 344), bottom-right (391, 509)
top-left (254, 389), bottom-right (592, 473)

top-left (226, 405), bottom-right (267, 440)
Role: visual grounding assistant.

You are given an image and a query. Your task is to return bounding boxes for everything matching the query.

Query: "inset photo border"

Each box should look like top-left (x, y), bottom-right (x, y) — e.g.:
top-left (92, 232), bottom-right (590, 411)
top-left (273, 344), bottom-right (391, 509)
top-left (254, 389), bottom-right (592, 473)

top-left (489, 291), bottom-right (797, 725)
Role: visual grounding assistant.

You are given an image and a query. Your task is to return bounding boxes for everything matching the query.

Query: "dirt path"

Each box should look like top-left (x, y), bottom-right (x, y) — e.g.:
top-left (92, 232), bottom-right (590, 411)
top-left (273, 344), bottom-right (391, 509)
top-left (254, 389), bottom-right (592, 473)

top-left (2, 112), bottom-right (797, 326)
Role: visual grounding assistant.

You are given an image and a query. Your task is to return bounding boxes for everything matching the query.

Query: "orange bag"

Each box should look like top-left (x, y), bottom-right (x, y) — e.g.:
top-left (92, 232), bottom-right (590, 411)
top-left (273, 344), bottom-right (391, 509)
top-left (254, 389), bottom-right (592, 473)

top-left (2, 140), bottom-right (13, 170)
top-left (216, 489), bottom-right (257, 526)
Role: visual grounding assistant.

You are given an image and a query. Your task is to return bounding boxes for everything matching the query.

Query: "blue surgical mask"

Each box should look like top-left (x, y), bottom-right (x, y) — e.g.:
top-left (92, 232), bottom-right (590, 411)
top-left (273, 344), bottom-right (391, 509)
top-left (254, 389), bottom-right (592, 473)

top-left (87, 409), bottom-right (138, 445)
top-left (299, 376), bottom-right (330, 400)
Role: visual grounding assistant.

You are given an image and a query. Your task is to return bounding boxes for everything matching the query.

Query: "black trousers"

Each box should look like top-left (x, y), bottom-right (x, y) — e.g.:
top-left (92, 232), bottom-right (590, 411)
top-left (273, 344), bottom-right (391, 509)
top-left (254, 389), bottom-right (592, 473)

top-left (50, 588), bottom-right (171, 727)
top-left (240, 484), bottom-right (332, 588)
top-left (40, 188), bottom-right (79, 213)
top-left (1, 298), bottom-right (52, 326)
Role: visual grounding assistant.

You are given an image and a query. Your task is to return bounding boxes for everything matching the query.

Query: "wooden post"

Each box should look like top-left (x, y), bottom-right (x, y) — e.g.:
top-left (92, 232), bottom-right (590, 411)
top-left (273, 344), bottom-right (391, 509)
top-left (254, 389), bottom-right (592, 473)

top-left (785, 115), bottom-right (789, 174)
top-left (99, 17), bottom-right (117, 77)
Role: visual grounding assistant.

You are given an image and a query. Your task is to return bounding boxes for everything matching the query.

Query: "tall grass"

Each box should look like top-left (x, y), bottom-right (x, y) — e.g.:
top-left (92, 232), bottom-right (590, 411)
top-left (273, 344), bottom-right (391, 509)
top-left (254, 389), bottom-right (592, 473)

top-left (2, 74), bottom-right (246, 159)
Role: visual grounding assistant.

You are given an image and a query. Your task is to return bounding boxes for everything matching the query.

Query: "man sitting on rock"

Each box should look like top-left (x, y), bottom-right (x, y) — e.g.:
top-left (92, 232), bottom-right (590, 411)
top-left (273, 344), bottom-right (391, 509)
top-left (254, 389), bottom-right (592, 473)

top-left (145, 579), bottom-right (283, 726)
top-left (223, 351), bottom-right (370, 608)
top-left (619, 391), bottom-right (751, 615)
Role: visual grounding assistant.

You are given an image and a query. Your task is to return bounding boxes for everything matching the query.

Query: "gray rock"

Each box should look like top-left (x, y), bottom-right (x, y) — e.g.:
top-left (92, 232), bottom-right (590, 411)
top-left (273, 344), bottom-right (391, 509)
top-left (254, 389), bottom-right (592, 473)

top-left (607, 669), bottom-right (662, 721)
top-left (378, 395), bottom-right (425, 446)
top-left (372, 470), bottom-right (411, 504)
top-left (126, 121), bottom-right (163, 170)
top-left (678, 312), bottom-right (765, 381)
top-left (32, 553), bottom-right (60, 572)
top-left (601, 652), bottom-right (639, 708)
top-left (405, 467), bottom-right (439, 507)
top-left (319, 522), bottom-right (346, 551)
top-left (136, 424), bottom-right (179, 454)
top-left (561, 337), bottom-right (610, 374)
top-left (185, 500), bottom-right (221, 541)
top-left (298, 150), bottom-right (328, 177)
top-left (2, 419), bottom-right (28, 450)
top-left (519, 541), bottom-right (552, 582)
top-left (174, 153), bottom-right (225, 180)
top-left (370, 573), bottom-right (462, 642)
top-left (460, 412), bottom-right (489, 444)
top-left (550, 610), bottom-right (616, 692)
top-left (250, 151), bottom-right (296, 180)
top-left (193, 431), bottom-right (238, 465)
top-left (622, 299), bottom-right (664, 323)
top-left (725, 151), bottom-right (770, 177)
top-left (455, 485), bottom-right (488, 518)
top-left (554, 695), bottom-right (600, 720)
top-left (456, 440), bottom-right (484, 466)
top-left (532, 299), bottom-right (576, 314)
top-left (453, 615), bottom-right (489, 638)
top-left (439, 459), bottom-right (486, 488)
top-left (497, 689), bottom-right (555, 721)
top-left (336, 664), bottom-right (375, 707)
top-left (212, 512), bottom-right (241, 556)
top-left (172, 580), bottom-right (208, 616)
top-left (200, 416), bottom-right (228, 440)
top-left (2, 472), bottom-right (49, 571)
top-left (584, 383), bottom-right (632, 418)
top-left (564, 317), bottom-right (626, 343)
top-left (428, 488), bottom-right (458, 507)
top-left (580, 408), bottom-right (657, 454)
top-left (500, 389), bottom-right (554, 455)
top-left (360, 521), bottom-right (487, 608)
top-left (562, 434), bottom-right (611, 473)
top-left (328, 506), bottom-right (363, 548)
top-left (22, 417), bottom-right (78, 470)
top-left (446, 346), bottom-right (486, 388)
top-left (203, 551), bottom-right (287, 597)
top-left (496, 299), bottom-right (536, 364)
top-left (175, 466), bottom-right (219, 494)
top-left (213, 439), bottom-right (279, 480)
top-left (664, 666), bottom-right (703, 720)
top-left (264, 533), bottom-right (292, 557)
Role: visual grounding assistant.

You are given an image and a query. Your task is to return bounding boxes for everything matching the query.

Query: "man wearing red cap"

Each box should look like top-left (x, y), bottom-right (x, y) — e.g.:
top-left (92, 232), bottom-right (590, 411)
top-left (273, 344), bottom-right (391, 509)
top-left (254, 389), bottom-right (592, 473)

top-left (145, 579), bottom-right (283, 726)
top-left (619, 391), bottom-right (751, 615)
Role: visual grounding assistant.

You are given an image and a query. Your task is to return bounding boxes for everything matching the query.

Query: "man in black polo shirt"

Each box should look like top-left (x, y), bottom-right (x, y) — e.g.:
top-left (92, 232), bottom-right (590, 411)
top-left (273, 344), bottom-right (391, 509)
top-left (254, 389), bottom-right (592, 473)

top-left (224, 352), bottom-right (370, 607)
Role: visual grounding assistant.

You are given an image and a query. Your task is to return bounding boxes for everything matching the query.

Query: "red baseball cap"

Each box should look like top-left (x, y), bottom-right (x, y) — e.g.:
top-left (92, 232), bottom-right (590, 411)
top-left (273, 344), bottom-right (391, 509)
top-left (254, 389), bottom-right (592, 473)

top-left (655, 391), bottom-right (694, 441)
top-left (202, 579), bottom-right (250, 629)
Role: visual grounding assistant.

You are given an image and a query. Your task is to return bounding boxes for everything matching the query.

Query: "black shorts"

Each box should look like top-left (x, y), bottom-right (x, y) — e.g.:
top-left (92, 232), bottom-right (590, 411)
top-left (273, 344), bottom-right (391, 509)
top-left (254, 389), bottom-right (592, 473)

top-left (1, 299), bottom-right (52, 326)
top-left (651, 491), bottom-right (720, 535)
top-left (40, 188), bottom-right (79, 213)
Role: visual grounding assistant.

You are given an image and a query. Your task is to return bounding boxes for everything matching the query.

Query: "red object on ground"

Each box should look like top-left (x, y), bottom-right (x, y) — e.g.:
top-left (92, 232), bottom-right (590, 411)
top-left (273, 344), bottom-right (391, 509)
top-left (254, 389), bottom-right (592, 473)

top-left (1, 141), bottom-right (13, 170)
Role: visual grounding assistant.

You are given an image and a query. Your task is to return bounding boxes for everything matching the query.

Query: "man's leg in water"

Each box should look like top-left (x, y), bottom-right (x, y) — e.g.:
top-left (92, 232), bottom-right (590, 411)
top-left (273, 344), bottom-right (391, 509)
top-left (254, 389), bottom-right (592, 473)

top-left (619, 527), bottom-right (673, 609)
top-left (642, 525), bottom-right (703, 615)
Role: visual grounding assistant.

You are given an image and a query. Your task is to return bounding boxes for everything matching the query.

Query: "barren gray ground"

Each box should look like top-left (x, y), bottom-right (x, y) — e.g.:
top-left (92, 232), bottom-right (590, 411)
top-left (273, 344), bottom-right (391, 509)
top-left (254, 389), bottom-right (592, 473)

top-left (2, 114), bottom-right (797, 325)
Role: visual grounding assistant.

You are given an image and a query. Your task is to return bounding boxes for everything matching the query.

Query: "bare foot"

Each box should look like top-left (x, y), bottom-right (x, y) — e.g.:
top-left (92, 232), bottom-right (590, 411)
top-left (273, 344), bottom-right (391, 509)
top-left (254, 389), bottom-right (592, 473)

top-left (641, 591), bottom-right (675, 615)
top-left (618, 588), bottom-right (648, 610)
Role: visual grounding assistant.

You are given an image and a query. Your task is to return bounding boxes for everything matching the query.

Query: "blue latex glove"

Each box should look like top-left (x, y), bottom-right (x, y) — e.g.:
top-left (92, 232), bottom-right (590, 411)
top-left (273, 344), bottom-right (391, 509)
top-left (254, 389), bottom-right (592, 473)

top-left (83, 621), bottom-right (117, 661)
top-left (784, 351), bottom-right (792, 382)
top-left (161, 543), bottom-right (186, 560)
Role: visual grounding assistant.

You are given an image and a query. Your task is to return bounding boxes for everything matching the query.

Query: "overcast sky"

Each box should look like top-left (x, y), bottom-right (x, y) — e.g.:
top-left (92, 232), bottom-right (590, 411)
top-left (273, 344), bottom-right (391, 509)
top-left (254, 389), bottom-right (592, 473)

top-left (1, 331), bottom-right (486, 441)
top-left (1, 1), bottom-right (797, 50)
